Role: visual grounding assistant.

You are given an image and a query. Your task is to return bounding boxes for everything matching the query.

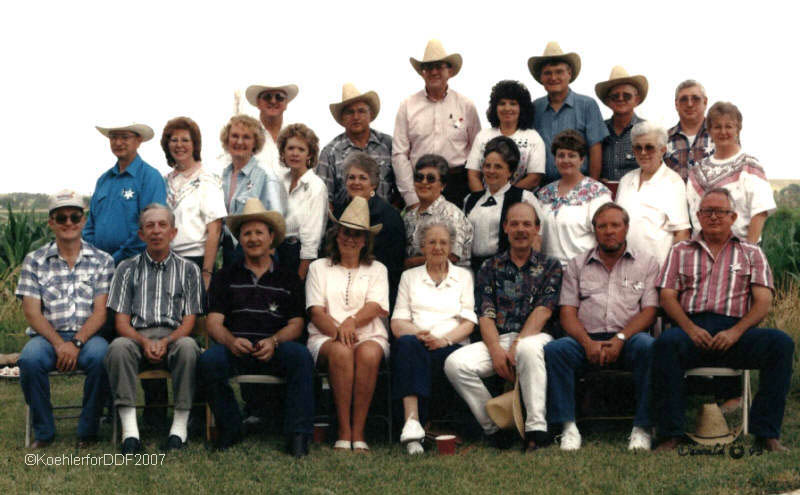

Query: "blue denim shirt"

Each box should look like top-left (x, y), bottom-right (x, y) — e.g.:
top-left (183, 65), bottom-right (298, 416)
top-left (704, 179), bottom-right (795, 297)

top-left (222, 156), bottom-right (287, 215)
top-left (533, 89), bottom-right (609, 184)
top-left (83, 155), bottom-right (167, 265)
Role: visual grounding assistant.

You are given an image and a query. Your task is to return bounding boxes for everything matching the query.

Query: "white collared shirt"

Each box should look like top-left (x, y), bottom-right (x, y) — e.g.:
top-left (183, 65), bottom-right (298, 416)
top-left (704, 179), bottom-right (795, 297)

top-left (391, 262), bottom-right (477, 343)
top-left (165, 166), bottom-right (228, 258)
top-left (466, 183), bottom-right (539, 257)
top-left (281, 168), bottom-right (328, 259)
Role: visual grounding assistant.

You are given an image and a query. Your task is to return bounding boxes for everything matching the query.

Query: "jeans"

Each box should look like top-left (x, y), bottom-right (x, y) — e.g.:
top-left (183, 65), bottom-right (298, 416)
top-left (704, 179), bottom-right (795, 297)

top-left (652, 312), bottom-right (794, 439)
top-left (19, 332), bottom-right (109, 441)
top-left (545, 332), bottom-right (654, 428)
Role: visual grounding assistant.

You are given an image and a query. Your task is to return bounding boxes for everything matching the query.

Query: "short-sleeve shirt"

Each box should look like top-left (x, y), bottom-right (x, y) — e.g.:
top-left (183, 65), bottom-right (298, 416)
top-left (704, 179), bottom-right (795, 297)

top-left (601, 114), bottom-right (643, 182)
top-left (465, 128), bottom-right (546, 185)
top-left (687, 151), bottom-right (776, 241)
top-left (559, 246), bottom-right (660, 334)
top-left (281, 168), bottom-right (328, 259)
top-left (403, 195), bottom-right (473, 265)
top-left (476, 249), bottom-right (562, 335)
top-left (16, 240), bottom-right (114, 335)
top-left (657, 233), bottom-right (774, 318)
top-left (664, 120), bottom-right (714, 182)
top-left (222, 156), bottom-right (287, 216)
top-left (533, 90), bottom-right (610, 184)
top-left (207, 259), bottom-right (305, 343)
top-left (166, 166), bottom-right (228, 258)
top-left (107, 251), bottom-right (202, 329)
top-left (392, 262), bottom-right (477, 344)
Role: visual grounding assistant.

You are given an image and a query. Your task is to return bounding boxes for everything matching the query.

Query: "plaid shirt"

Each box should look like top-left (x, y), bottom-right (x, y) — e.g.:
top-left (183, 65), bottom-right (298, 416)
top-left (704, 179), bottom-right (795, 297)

top-left (16, 240), bottom-right (114, 335)
top-left (317, 129), bottom-right (394, 210)
top-left (657, 233), bottom-right (773, 317)
top-left (601, 114), bottom-right (643, 181)
top-left (664, 119), bottom-right (714, 182)
top-left (107, 251), bottom-right (202, 329)
top-left (476, 249), bottom-right (562, 335)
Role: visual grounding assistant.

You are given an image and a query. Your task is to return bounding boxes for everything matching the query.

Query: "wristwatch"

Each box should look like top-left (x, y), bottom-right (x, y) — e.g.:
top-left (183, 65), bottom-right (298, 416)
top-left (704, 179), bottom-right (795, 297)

top-left (615, 332), bottom-right (626, 342)
top-left (70, 337), bottom-right (84, 349)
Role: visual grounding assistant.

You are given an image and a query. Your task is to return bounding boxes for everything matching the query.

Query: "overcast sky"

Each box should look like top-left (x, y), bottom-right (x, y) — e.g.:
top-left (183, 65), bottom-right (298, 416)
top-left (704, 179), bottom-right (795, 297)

top-left (2, 0), bottom-right (798, 195)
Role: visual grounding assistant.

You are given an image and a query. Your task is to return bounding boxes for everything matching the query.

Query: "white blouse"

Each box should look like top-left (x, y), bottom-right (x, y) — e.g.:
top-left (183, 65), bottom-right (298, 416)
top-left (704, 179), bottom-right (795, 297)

top-left (465, 128), bottom-right (547, 185)
top-left (281, 168), bottom-right (328, 259)
top-left (467, 183), bottom-right (542, 257)
top-left (165, 166), bottom-right (228, 258)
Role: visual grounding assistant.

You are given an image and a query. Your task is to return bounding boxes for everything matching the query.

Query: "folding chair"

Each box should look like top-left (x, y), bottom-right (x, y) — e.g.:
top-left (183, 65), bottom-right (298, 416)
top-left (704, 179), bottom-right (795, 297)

top-left (684, 367), bottom-right (751, 435)
top-left (205, 374), bottom-right (286, 441)
top-left (24, 370), bottom-right (86, 447)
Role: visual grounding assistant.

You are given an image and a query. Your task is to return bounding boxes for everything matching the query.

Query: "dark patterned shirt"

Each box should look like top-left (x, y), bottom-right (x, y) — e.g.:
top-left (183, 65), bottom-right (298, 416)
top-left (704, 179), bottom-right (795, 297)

top-left (664, 119), bottom-right (714, 182)
top-left (476, 249), bottom-right (562, 335)
top-left (601, 114), bottom-right (643, 181)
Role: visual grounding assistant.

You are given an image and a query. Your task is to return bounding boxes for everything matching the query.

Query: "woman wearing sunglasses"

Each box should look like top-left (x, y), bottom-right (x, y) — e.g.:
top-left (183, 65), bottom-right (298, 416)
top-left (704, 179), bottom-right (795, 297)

top-left (615, 122), bottom-right (690, 265)
top-left (402, 154), bottom-right (472, 269)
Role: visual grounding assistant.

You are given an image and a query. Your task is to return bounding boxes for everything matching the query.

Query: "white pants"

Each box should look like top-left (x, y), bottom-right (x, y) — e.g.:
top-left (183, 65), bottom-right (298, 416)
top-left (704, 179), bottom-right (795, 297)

top-left (444, 332), bottom-right (552, 434)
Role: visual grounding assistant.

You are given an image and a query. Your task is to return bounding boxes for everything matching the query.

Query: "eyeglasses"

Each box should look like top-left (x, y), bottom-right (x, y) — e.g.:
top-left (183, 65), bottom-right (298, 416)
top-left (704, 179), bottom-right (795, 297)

top-left (608, 92), bottom-right (635, 102)
top-left (698, 208), bottom-right (734, 218)
top-left (341, 227), bottom-right (366, 238)
top-left (259, 92), bottom-right (286, 103)
top-left (421, 62), bottom-right (449, 72)
top-left (633, 144), bottom-right (658, 154)
top-left (677, 95), bottom-right (704, 105)
top-left (414, 172), bottom-right (439, 184)
top-left (53, 212), bottom-right (84, 224)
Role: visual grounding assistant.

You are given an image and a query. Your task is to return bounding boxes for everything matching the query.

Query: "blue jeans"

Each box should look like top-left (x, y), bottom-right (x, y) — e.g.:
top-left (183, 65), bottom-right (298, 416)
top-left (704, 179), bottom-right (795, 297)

top-left (198, 341), bottom-right (314, 436)
top-left (545, 332), bottom-right (654, 427)
top-left (652, 313), bottom-right (794, 439)
top-left (19, 332), bottom-right (109, 441)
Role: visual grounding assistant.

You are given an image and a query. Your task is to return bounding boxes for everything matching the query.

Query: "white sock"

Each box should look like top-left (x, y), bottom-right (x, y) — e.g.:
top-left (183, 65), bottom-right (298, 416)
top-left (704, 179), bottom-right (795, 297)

top-left (119, 406), bottom-right (139, 440)
top-left (564, 421), bottom-right (579, 434)
top-left (407, 441), bottom-right (424, 455)
top-left (169, 409), bottom-right (190, 443)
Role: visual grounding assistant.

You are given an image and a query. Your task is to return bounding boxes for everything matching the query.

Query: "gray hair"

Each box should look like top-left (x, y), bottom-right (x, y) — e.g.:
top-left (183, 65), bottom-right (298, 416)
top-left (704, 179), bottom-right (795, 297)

top-left (343, 151), bottom-right (380, 187)
top-left (631, 121), bottom-right (668, 148)
top-left (418, 221), bottom-right (456, 252)
top-left (591, 202), bottom-right (630, 228)
top-left (701, 187), bottom-right (737, 211)
top-left (674, 79), bottom-right (707, 100)
top-left (139, 203), bottom-right (175, 229)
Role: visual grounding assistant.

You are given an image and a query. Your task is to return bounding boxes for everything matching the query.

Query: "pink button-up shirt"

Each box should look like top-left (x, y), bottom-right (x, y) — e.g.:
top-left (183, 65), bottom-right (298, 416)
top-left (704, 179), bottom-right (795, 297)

top-left (560, 246), bottom-right (660, 334)
top-left (392, 88), bottom-right (480, 205)
top-left (657, 233), bottom-right (773, 317)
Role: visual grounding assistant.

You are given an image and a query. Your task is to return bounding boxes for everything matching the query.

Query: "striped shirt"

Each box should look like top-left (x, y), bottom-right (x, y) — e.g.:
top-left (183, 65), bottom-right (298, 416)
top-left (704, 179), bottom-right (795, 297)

top-left (16, 241), bottom-right (114, 335)
top-left (107, 251), bottom-right (202, 329)
top-left (208, 259), bottom-right (305, 343)
top-left (657, 233), bottom-right (773, 317)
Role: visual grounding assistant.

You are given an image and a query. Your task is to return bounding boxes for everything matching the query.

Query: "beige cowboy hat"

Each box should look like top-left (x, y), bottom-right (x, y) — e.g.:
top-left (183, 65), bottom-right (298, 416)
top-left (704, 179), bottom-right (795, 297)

top-left (328, 196), bottom-right (382, 234)
top-left (329, 83), bottom-right (380, 126)
top-left (225, 197), bottom-right (286, 247)
top-left (410, 39), bottom-right (462, 77)
top-left (686, 403), bottom-right (741, 445)
top-left (485, 378), bottom-right (524, 439)
top-left (527, 41), bottom-right (581, 83)
top-left (95, 123), bottom-right (154, 142)
top-left (595, 65), bottom-right (649, 104)
top-left (245, 83), bottom-right (299, 107)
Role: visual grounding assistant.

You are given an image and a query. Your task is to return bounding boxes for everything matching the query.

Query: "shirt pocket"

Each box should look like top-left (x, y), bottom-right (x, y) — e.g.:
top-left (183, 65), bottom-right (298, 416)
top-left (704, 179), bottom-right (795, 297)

top-left (615, 279), bottom-right (644, 311)
top-left (446, 113), bottom-right (469, 150)
top-left (578, 278), bottom-right (605, 301)
top-left (76, 276), bottom-right (95, 301)
top-left (37, 274), bottom-right (62, 303)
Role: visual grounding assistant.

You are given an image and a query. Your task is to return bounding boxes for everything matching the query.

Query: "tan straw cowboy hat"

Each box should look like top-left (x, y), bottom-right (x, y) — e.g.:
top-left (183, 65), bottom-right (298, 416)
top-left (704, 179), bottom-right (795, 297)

top-left (410, 39), bottom-right (462, 77)
top-left (245, 83), bottom-right (299, 107)
top-left (686, 403), bottom-right (741, 445)
top-left (225, 198), bottom-right (286, 247)
top-left (329, 83), bottom-right (380, 126)
top-left (485, 378), bottom-right (524, 439)
top-left (595, 65), bottom-right (649, 104)
top-left (328, 196), bottom-right (382, 234)
top-left (95, 123), bottom-right (154, 142)
top-left (527, 41), bottom-right (581, 83)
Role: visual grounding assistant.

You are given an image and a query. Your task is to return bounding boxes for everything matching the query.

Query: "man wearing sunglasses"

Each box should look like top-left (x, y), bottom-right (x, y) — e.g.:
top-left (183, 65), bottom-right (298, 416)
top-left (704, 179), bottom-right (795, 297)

top-left (664, 80), bottom-right (714, 181)
top-left (17, 190), bottom-right (115, 448)
top-left (244, 83), bottom-right (299, 178)
top-left (595, 66), bottom-right (649, 186)
top-left (393, 39), bottom-right (480, 209)
top-left (653, 188), bottom-right (794, 453)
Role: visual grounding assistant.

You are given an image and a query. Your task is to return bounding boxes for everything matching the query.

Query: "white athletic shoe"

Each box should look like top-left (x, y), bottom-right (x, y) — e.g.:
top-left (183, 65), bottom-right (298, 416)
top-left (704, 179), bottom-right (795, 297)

top-left (628, 426), bottom-right (652, 451)
top-left (400, 418), bottom-right (425, 444)
top-left (406, 441), bottom-right (424, 455)
top-left (560, 423), bottom-right (581, 451)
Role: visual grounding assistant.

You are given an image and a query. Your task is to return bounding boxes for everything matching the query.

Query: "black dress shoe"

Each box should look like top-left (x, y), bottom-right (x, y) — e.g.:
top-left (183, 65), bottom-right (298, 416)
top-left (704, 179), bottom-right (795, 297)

top-left (30, 439), bottom-right (53, 449)
top-left (288, 434), bottom-right (309, 458)
top-left (162, 435), bottom-right (186, 452)
top-left (121, 437), bottom-right (142, 455)
top-left (484, 430), bottom-right (514, 450)
top-left (215, 428), bottom-right (243, 452)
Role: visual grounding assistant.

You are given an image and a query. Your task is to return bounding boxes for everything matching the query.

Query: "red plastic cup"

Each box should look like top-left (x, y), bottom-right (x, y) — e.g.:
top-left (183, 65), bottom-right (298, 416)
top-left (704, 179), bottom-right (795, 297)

top-left (436, 435), bottom-right (456, 455)
top-left (313, 423), bottom-right (329, 444)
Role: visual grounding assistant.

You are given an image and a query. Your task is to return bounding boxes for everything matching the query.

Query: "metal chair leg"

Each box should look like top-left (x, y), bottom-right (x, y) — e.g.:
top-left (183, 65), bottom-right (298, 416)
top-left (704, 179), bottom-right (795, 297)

top-left (742, 370), bottom-right (750, 436)
top-left (25, 405), bottom-right (31, 447)
top-left (112, 405), bottom-right (118, 445)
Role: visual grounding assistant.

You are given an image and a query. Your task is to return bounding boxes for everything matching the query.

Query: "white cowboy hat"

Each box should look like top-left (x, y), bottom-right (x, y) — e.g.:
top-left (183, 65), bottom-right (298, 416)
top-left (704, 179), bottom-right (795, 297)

top-left (595, 66), bottom-right (649, 104)
top-left (95, 123), bottom-right (154, 142)
top-left (225, 198), bottom-right (286, 247)
top-left (245, 84), bottom-right (299, 107)
top-left (329, 83), bottom-right (380, 127)
top-left (485, 378), bottom-right (524, 439)
top-left (686, 403), bottom-right (741, 446)
top-left (527, 41), bottom-right (581, 84)
top-left (410, 39), bottom-right (462, 77)
top-left (328, 196), bottom-right (382, 234)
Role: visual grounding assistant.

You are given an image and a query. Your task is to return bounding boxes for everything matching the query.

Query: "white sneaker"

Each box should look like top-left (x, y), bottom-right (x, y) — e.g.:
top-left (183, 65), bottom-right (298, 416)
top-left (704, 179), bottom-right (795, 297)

top-left (560, 423), bottom-right (581, 451)
top-left (406, 441), bottom-right (424, 455)
top-left (400, 418), bottom-right (425, 444)
top-left (628, 426), bottom-right (652, 451)
top-left (242, 415), bottom-right (263, 426)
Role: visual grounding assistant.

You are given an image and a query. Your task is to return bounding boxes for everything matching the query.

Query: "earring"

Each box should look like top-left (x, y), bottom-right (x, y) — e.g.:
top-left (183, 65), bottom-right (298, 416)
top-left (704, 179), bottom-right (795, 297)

top-left (370, 190), bottom-right (375, 198)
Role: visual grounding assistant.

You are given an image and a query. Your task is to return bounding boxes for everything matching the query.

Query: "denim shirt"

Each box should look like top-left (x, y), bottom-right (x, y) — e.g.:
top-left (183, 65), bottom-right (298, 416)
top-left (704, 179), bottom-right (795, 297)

top-left (222, 156), bottom-right (287, 216)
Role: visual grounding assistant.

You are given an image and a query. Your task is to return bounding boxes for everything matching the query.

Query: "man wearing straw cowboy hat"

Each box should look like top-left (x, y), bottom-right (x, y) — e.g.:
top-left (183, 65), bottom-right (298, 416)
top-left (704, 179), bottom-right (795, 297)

top-left (393, 39), bottom-right (480, 208)
top-left (528, 42), bottom-right (608, 185)
top-left (595, 66), bottom-right (648, 184)
top-left (198, 198), bottom-right (314, 457)
top-left (244, 83), bottom-right (299, 177)
top-left (318, 83), bottom-right (395, 211)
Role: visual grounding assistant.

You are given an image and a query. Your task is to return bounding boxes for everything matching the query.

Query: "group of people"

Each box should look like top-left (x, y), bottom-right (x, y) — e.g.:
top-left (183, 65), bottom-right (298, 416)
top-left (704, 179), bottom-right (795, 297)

top-left (16, 38), bottom-right (793, 458)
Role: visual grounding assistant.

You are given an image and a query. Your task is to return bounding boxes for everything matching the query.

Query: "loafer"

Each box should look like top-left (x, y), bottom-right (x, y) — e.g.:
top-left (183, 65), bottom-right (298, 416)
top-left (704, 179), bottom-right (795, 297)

top-left (163, 435), bottom-right (187, 452)
top-left (30, 439), bottom-right (53, 449)
top-left (288, 433), bottom-right (309, 458)
top-left (121, 437), bottom-right (142, 455)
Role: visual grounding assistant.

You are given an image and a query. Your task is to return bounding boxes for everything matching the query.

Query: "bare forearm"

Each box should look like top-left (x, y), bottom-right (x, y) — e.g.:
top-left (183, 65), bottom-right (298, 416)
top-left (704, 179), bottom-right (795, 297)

top-left (22, 301), bottom-right (63, 347)
top-left (166, 314), bottom-right (197, 343)
top-left (390, 319), bottom-right (420, 338)
top-left (660, 291), bottom-right (696, 334)
top-left (309, 307), bottom-right (339, 338)
top-left (273, 317), bottom-right (304, 343)
top-left (620, 307), bottom-right (657, 337)
top-left (443, 319), bottom-right (474, 344)
top-left (747, 212), bottom-right (768, 244)
top-left (353, 302), bottom-right (386, 327)
top-left (467, 170), bottom-right (484, 192)
top-left (115, 313), bottom-right (148, 346)
top-left (75, 308), bottom-right (107, 342)
top-left (559, 306), bottom-right (591, 347)
top-left (206, 313), bottom-right (236, 346)
top-left (479, 317), bottom-right (503, 352)
top-left (588, 144), bottom-right (602, 180)
top-left (518, 306), bottom-right (552, 339)
top-left (203, 220), bottom-right (222, 273)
